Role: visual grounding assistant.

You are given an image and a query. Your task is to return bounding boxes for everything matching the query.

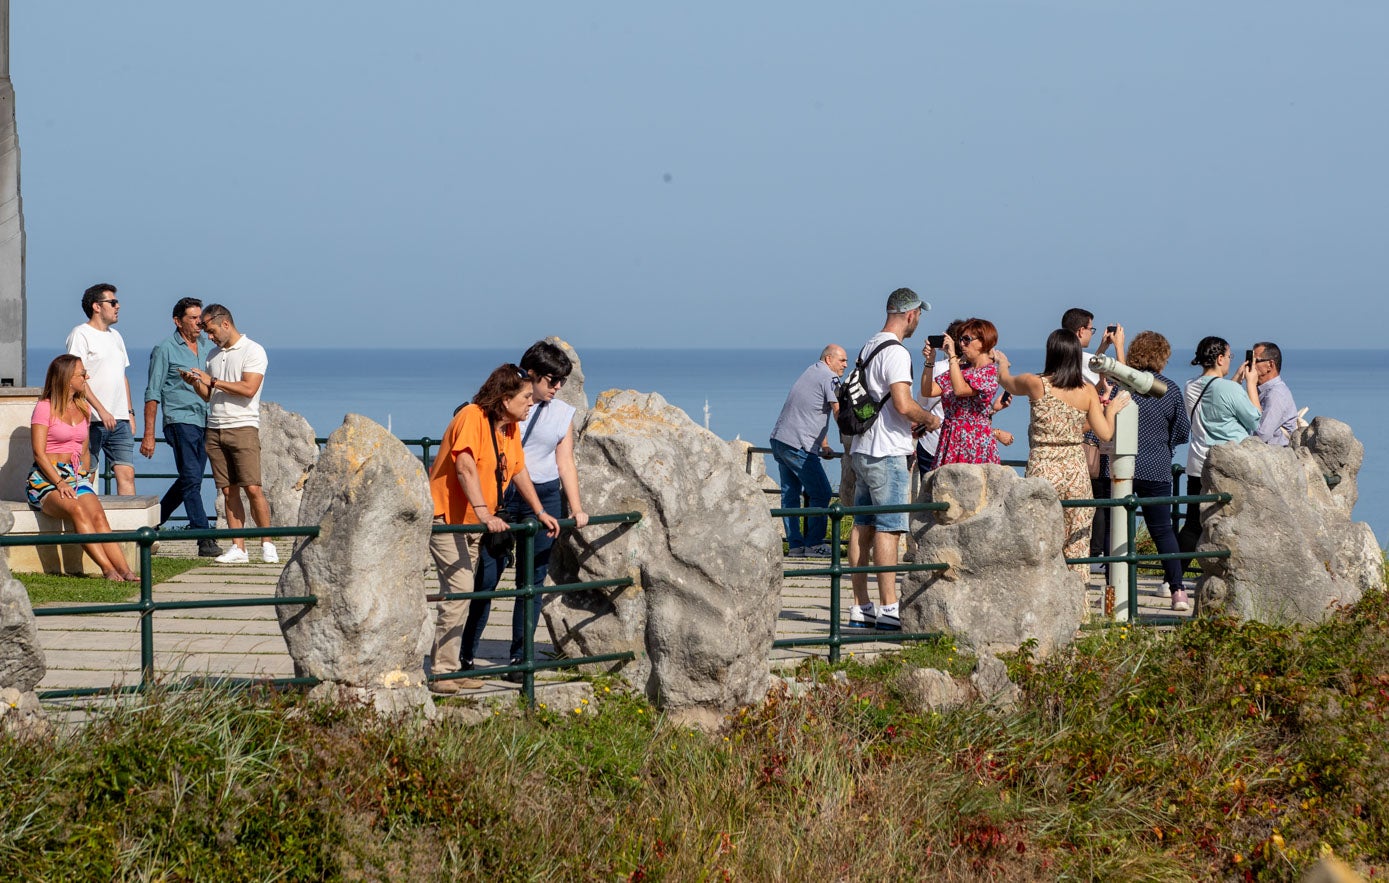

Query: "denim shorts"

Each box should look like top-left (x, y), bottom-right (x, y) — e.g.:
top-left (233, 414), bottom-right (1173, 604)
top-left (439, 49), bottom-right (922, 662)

top-left (89, 420), bottom-right (136, 468)
top-left (851, 452), bottom-right (910, 532)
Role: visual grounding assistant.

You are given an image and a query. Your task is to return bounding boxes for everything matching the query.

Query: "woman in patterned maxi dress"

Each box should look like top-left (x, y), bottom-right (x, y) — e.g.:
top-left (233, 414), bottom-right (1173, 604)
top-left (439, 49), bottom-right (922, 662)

top-left (931, 318), bottom-right (1003, 466)
top-left (995, 330), bottom-right (1130, 580)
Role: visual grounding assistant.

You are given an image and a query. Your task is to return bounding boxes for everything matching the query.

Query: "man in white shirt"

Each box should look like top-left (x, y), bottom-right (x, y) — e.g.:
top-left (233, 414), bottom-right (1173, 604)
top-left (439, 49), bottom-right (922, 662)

top-left (846, 288), bottom-right (940, 631)
top-left (179, 304), bottom-right (276, 565)
top-left (65, 283), bottom-right (136, 494)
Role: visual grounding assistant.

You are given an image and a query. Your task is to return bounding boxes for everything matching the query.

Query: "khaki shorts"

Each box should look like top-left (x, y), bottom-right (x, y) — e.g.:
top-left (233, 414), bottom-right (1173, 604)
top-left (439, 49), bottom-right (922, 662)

top-left (205, 426), bottom-right (263, 488)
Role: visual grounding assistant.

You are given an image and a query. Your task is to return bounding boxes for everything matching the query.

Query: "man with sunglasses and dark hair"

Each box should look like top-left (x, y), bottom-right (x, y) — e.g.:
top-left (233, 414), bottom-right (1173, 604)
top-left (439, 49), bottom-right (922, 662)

top-left (66, 283), bottom-right (136, 495)
top-left (499, 338), bottom-right (590, 681)
top-left (1239, 341), bottom-right (1299, 446)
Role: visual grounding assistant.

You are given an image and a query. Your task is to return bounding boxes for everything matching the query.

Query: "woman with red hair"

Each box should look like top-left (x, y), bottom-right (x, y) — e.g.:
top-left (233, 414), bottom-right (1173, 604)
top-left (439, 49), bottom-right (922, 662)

top-left (928, 318), bottom-right (1004, 466)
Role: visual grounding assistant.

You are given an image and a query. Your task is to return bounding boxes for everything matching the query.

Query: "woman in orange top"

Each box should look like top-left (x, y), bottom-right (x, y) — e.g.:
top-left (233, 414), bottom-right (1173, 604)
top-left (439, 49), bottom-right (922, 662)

top-left (426, 364), bottom-right (559, 693)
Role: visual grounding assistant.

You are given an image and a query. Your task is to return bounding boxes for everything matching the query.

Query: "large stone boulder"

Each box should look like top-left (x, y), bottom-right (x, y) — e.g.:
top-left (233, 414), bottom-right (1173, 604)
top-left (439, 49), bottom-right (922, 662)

top-left (544, 390), bottom-right (783, 728)
top-left (902, 464), bottom-right (1084, 657)
top-left (216, 402), bottom-right (319, 529)
top-left (1196, 437), bottom-right (1381, 625)
top-left (1, 507), bottom-right (48, 731)
top-left (1291, 417), bottom-right (1363, 519)
top-left (276, 415), bottom-right (435, 717)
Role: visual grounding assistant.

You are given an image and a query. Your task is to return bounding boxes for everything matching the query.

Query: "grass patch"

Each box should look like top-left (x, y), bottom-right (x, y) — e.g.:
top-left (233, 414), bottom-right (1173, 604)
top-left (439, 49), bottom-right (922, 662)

top-left (8, 582), bottom-right (1389, 880)
top-left (17, 557), bottom-right (207, 605)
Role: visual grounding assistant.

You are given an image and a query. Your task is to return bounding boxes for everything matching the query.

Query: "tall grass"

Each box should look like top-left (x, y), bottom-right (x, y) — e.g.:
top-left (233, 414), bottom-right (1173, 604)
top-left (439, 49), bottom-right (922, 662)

top-left (5, 584), bottom-right (1389, 880)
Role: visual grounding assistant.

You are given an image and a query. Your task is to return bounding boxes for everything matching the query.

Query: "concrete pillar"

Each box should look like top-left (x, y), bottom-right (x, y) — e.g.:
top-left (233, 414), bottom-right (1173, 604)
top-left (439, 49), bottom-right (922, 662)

top-left (0, 1), bottom-right (27, 388)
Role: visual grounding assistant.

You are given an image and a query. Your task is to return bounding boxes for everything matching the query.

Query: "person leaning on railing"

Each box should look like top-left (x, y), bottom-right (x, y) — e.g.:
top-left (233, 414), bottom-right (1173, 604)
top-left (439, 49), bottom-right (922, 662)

top-left (425, 363), bottom-right (559, 694)
top-left (25, 354), bottom-right (138, 582)
top-left (501, 341), bottom-right (590, 682)
top-left (995, 330), bottom-right (1130, 582)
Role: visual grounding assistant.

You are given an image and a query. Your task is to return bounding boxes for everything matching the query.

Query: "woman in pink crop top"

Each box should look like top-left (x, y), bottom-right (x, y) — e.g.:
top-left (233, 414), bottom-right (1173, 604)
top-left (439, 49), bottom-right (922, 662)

top-left (27, 355), bottom-right (137, 581)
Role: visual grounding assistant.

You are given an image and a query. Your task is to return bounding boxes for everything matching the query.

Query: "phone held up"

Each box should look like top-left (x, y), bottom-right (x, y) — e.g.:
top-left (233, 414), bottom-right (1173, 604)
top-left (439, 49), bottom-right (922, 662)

top-left (1245, 349), bottom-right (1255, 368)
top-left (999, 391), bottom-right (1013, 407)
top-left (927, 334), bottom-right (946, 349)
top-left (1106, 324), bottom-right (1117, 335)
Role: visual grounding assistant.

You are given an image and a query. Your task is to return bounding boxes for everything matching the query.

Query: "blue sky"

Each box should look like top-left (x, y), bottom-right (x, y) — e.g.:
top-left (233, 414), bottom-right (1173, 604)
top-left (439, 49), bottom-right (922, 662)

top-left (13, 2), bottom-right (1389, 352)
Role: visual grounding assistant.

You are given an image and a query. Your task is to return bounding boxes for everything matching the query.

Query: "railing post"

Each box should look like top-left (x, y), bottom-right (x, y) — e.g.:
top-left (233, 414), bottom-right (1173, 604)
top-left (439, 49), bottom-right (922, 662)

top-left (518, 520), bottom-right (538, 708)
top-left (419, 436), bottom-right (433, 468)
top-left (1126, 496), bottom-right (1139, 621)
top-left (137, 526), bottom-right (156, 689)
top-left (102, 462), bottom-right (114, 496)
top-left (828, 502), bottom-right (843, 664)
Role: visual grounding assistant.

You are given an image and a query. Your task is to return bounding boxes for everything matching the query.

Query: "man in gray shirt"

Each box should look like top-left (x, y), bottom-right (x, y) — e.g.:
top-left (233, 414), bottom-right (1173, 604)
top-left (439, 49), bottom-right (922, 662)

top-left (1244, 341), bottom-right (1298, 445)
top-left (770, 344), bottom-right (847, 557)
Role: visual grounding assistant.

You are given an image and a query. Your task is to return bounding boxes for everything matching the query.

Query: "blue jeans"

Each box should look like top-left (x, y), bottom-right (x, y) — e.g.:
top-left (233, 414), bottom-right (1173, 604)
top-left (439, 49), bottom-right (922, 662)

top-left (850, 452), bottom-right (910, 532)
top-left (770, 439), bottom-right (833, 548)
top-left (503, 477), bottom-right (563, 664)
top-left (160, 423), bottom-right (212, 530)
top-left (1135, 478), bottom-right (1184, 590)
top-left (89, 420), bottom-right (135, 469)
top-left (459, 539), bottom-right (503, 670)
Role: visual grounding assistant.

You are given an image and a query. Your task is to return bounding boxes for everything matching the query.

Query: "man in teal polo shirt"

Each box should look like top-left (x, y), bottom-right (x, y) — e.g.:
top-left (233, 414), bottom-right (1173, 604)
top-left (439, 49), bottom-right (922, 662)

top-left (140, 297), bottom-right (222, 557)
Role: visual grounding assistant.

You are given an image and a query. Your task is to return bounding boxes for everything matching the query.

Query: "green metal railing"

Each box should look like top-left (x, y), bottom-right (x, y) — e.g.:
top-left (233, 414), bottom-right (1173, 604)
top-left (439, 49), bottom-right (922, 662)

top-left (769, 500), bottom-right (949, 662)
top-left (426, 512), bottom-right (642, 705)
top-left (4, 512), bottom-right (643, 707)
top-left (769, 490), bottom-right (1236, 643)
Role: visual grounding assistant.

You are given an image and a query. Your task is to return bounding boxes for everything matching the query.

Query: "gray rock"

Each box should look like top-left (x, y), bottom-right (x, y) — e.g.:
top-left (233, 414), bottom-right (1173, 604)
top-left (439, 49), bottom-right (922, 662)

top-left (0, 687), bottom-right (50, 740)
top-left (1291, 417), bottom-right (1364, 519)
top-left (0, 573), bottom-right (45, 692)
top-left (969, 655), bottom-right (1021, 711)
top-left (896, 666), bottom-right (968, 712)
top-left (0, 505), bottom-right (12, 536)
top-left (543, 390), bottom-right (783, 723)
top-left (902, 464), bottom-right (1085, 658)
top-left (216, 402), bottom-right (319, 529)
top-left (1197, 437), bottom-right (1382, 625)
top-left (768, 674), bottom-right (818, 699)
top-left (547, 336), bottom-right (588, 412)
top-left (276, 414), bottom-right (435, 718)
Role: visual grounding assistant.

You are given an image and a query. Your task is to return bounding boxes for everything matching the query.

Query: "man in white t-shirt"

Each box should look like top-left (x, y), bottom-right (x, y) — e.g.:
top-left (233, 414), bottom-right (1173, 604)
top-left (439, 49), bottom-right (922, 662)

top-left (66, 283), bottom-right (136, 494)
top-left (179, 304), bottom-right (276, 566)
top-left (846, 288), bottom-right (940, 632)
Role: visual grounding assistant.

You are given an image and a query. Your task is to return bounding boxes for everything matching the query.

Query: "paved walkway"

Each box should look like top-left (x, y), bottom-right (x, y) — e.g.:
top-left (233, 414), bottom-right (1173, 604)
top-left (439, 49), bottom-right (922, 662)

top-left (33, 543), bottom-right (1187, 702)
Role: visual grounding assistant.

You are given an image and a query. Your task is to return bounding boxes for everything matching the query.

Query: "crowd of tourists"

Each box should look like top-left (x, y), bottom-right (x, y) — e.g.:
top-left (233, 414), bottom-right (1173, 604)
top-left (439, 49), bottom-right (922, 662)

top-left (768, 289), bottom-right (1302, 622)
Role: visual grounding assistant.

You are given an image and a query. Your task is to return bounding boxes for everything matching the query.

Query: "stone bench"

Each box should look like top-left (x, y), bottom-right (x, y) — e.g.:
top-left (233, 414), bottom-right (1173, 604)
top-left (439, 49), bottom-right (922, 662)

top-left (0, 496), bottom-right (161, 576)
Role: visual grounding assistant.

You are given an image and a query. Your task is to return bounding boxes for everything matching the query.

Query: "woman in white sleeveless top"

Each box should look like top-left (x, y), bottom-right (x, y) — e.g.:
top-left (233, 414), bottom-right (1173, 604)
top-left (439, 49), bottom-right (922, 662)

top-left (499, 341), bottom-right (590, 680)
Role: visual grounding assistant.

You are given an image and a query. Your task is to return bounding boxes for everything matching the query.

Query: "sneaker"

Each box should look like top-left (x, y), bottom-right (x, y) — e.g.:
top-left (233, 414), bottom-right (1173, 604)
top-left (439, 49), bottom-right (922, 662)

top-left (262, 542), bottom-right (279, 564)
top-left (1155, 582), bottom-right (1173, 599)
top-left (875, 604), bottom-right (902, 631)
top-left (429, 676), bottom-right (484, 694)
top-left (847, 603), bottom-right (876, 629)
top-left (197, 538), bottom-right (224, 558)
top-left (214, 546), bottom-right (249, 564)
top-left (1171, 590), bottom-right (1191, 612)
top-left (786, 546), bottom-right (807, 558)
top-left (502, 670), bottom-right (527, 684)
top-left (805, 543), bottom-right (834, 557)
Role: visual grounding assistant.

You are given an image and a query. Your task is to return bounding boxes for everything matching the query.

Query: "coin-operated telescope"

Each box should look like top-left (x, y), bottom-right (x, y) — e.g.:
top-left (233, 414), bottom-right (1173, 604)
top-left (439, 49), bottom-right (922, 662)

top-left (1089, 354), bottom-right (1167, 398)
top-left (1085, 354), bottom-right (1168, 622)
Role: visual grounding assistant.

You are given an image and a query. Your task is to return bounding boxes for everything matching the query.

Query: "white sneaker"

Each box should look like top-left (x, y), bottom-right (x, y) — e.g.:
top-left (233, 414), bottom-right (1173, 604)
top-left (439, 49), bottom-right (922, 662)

top-left (847, 603), bottom-right (876, 629)
top-left (1155, 582), bottom-right (1172, 599)
top-left (215, 546), bottom-right (249, 564)
top-left (875, 603), bottom-right (902, 632)
top-left (262, 542), bottom-right (279, 564)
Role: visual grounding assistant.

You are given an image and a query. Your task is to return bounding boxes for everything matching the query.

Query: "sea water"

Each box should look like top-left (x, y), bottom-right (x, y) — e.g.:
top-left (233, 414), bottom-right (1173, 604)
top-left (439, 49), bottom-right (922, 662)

top-left (25, 347), bottom-right (1389, 540)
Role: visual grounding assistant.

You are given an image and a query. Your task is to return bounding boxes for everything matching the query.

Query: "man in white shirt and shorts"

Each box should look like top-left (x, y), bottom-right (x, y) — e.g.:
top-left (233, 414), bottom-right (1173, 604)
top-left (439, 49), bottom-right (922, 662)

top-left (66, 283), bottom-right (136, 495)
top-left (179, 304), bottom-right (276, 565)
top-left (847, 288), bottom-right (940, 631)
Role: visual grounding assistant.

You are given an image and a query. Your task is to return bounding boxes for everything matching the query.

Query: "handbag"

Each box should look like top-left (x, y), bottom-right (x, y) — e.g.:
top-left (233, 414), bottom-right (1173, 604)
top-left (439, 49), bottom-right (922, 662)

top-left (479, 416), bottom-right (516, 560)
top-left (1083, 442), bottom-right (1102, 479)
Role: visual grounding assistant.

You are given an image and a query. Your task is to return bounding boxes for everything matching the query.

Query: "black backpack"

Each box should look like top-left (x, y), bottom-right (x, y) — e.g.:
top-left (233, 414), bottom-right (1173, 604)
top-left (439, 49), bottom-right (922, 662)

top-left (835, 338), bottom-right (906, 437)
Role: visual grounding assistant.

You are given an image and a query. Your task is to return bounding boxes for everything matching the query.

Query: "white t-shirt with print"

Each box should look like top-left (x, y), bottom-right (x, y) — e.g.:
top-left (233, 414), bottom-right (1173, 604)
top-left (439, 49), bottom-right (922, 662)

top-left (851, 332), bottom-right (913, 457)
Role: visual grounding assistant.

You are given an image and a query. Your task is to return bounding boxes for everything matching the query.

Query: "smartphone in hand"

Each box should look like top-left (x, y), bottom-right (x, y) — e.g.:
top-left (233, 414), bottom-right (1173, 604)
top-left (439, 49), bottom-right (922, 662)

top-left (1106, 324), bottom-right (1117, 335)
top-left (999, 391), bottom-right (1013, 406)
top-left (927, 334), bottom-right (945, 349)
top-left (1245, 349), bottom-right (1254, 368)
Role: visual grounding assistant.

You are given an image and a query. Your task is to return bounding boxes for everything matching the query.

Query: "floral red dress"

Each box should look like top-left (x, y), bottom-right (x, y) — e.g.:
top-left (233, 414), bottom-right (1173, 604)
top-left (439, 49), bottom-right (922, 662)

top-left (934, 362), bottom-right (1000, 466)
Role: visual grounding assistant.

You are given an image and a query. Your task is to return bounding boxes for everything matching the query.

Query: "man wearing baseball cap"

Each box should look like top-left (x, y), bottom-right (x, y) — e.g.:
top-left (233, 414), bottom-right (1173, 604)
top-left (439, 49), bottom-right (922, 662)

top-left (845, 287), bottom-right (939, 631)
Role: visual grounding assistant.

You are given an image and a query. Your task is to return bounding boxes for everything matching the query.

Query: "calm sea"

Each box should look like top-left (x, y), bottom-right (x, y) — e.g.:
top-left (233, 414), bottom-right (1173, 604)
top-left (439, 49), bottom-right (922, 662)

top-left (25, 346), bottom-right (1389, 541)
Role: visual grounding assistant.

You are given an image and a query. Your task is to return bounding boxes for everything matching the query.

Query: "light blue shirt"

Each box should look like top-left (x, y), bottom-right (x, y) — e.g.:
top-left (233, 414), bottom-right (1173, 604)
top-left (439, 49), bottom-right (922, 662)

top-left (144, 331), bottom-right (211, 427)
top-left (1256, 375), bottom-right (1298, 446)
